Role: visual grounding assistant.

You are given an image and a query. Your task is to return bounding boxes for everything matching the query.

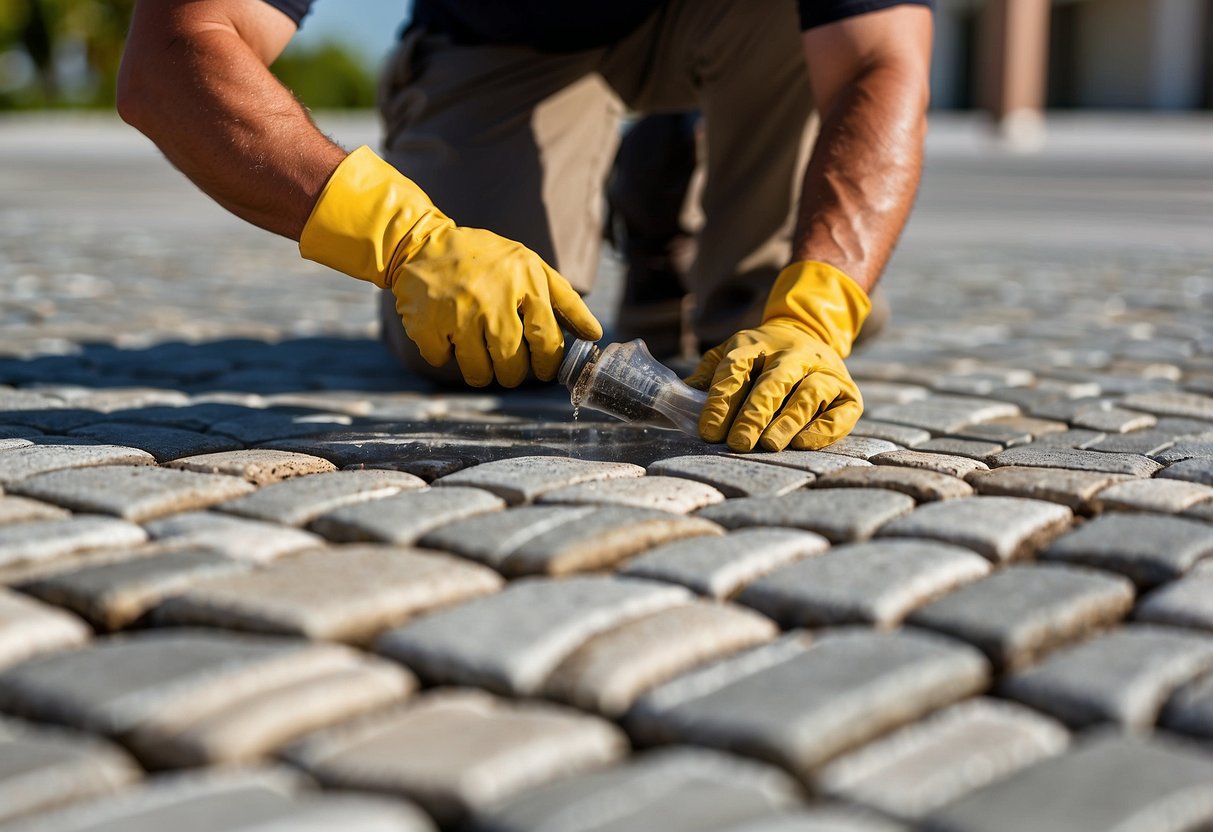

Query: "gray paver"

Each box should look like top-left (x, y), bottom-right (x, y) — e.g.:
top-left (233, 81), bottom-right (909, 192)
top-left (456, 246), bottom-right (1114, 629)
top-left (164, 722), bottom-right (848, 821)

top-left (1184, 500), bottom-right (1213, 522)
top-left (1121, 390), bottom-right (1213, 420)
top-left (0, 766), bottom-right (436, 832)
top-left (817, 436), bottom-right (903, 459)
top-left (156, 545), bottom-right (502, 642)
top-left (729, 449), bottom-right (874, 475)
top-left (67, 422), bottom-right (241, 463)
top-left (217, 470), bottom-right (427, 526)
top-left (0, 718), bottom-right (141, 824)
top-left (999, 624), bottom-right (1213, 729)
top-left (866, 396), bottom-right (1019, 434)
top-left (621, 528), bottom-right (830, 599)
top-left (0, 588), bottom-right (90, 670)
top-left (309, 487), bottom-right (506, 543)
top-left (476, 746), bottom-right (804, 832)
top-left (817, 466), bottom-right (974, 502)
top-left (1084, 429), bottom-right (1180, 456)
top-left (1092, 477), bottom-right (1213, 514)
top-left (850, 419), bottom-right (932, 447)
top-left (873, 453), bottom-right (984, 480)
top-left (1162, 672), bottom-right (1213, 739)
top-left (699, 489), bottom-right (916, 543)
top-left (376, 575), bottom-right (692, 695)
top-left (816, 699), bottom-right (1069, 820)
top-left (0, 517), bottom-right (148, 572)
top-left (1070, 406), bottom-right (1158, 433)
top-left (12, 466), bottom-right (255, 522)
top-left (878, 496), bottom-right (1074, 563)
top-left (648, 456), bottom-right (814, 498)
top-left (1021, 428), bottom-right (1107, 448)
top-left (436, 456), bottom-right (644, 504)
top-left (0, 444), bottom-right (155, 488)
top-left (165, 449), bottom-right (337, 483)
top-left (907, 564), bottom-right (1135, 670)
top-left (420, 504), bottom-right (721, 576)
top-left (142, 511), bottom-right (323, 563)
top-left (913, 438), bottom-right (1004, 461)
top-left (968, 465), bottom-right (1133, 511)
top-left (544, 601), bottom-right (779, 716)
top-left (1042, 512), bottom-right (1213, 586)
top-left (1154, 439), bottom-right (1213, 464)
top-left (724, 811), bottom-right (910, 832)
top-left (0, 496), bottom-right (70, 526)
top-left (737, 540), bottom-right (990, 629)
top-left (1134, 571), bottom-right (1213, 632)
top-left (626, 629), bottom-right (990, 777)
top-left (19, 544), bottom-right (256, 630)
top-left (1158, 457), bottom-right (1213, 486)
top-left (538, 476), bottom-right (726, 513)
top-left (0, 629), bottom-right (415, 767)
top-left (921, 732), bottom-right (1213, 832)
top-left (284, 690), bottom-right (627, 825)
top-left (988, 445), bottom-right (1162, 476)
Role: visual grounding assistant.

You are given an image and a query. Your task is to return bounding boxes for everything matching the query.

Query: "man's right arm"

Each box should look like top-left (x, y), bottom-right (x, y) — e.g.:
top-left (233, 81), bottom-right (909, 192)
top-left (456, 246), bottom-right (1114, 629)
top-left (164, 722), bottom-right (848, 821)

top-left (117, 0), bottom-right (347, 240)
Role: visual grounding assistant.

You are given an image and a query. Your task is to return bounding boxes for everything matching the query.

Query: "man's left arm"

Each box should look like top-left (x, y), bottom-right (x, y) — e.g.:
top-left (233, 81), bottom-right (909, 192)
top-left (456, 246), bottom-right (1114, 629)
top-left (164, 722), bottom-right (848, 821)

top-left (690, 5), bottom-right (932, 452)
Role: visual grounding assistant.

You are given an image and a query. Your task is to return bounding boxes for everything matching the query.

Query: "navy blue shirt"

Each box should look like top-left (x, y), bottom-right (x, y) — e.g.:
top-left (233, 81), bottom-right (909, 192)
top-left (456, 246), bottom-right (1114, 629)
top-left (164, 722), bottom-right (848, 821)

top-left (265, 1), bottom-right (930, 52)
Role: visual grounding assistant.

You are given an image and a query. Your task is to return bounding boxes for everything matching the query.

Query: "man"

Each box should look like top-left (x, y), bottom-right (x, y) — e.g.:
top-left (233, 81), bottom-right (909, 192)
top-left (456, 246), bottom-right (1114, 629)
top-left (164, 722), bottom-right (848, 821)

top-left (117, 0), bottom-right (932, 453)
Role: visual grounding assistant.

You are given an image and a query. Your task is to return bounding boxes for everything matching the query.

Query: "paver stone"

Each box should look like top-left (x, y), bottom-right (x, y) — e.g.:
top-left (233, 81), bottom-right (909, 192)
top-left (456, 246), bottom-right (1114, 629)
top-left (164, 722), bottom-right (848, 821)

top-left (142, 511), bottom-right (323, 563)
top-left (376, 575), bottom-right (692, 696)
top-left (816, 699), bottom-right (1069, 820)
top-left (544, 601), bottom-right (779, 716)
top-left (436, 456), bottom-right (644, 504)
top-left (988, 446), bottom-right (1161, 477)
top-left (967, 466), bottom-right (1132, 512)
top-left (621, 528), bottom-right (830, 599)
top-left (0, 588), bottom-right (90, 668)
top-left (0, 629), bottom-right (415, 767)
top-left (906, 564), bottom-right (1134, 670)
top-left (1159, 457), bottom-right (1213, 486)
top-left (817, 466), bottom-right (973, 502)
top-left (0, 718), bottom-right (141, 824)
top-left (474, 747), bottom-right (804, 832)
top-left (11, 466), bottom-right (254, 522)
top-left (217, 470), bottom-right (426, 526)
top-left (537, 476), bottom-right (726, 513)
top-left (999, 624), bottom-right (1213, 729)
top-left (156, 545), bottom-right (503, 643)
top-left (0, 496), bottom-right (69, 526)
top-left (737, 540), bottom-right (990, 629)
top-left (1091, 477), bottom-right (1213, 514)
top-left (0, 517), bottom-right (148, 573)
top-left (309, 487), bottom-right (506, 543)
top-left (166, 449), bottom-right (337, 483)
top-left (626, 629), bottom-right (990, 777)
top-left (921, 732), bottom-right (1213, 832)
top-left (284, 689), bottom-right (627, 826)
top-left (1041, 512), bottom-right (1213, 586)
top-left (67, 423), bottom-right (241, 463)
top-left (0, 444), bottom-right (155, 488)
top-left (877, 496), bottom-right (1073, 563)
top-left (648, 456), bottom-right (814, 498)
top-left (870, 450), bottom-right (989, 479)
top-left (699, 489), bottom-right (915, 543)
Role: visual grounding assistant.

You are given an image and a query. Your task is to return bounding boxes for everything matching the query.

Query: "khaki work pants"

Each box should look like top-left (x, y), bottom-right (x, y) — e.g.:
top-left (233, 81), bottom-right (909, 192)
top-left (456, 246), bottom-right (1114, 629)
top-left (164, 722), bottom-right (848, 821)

top-left (377, 0), bottom-right (817, 379)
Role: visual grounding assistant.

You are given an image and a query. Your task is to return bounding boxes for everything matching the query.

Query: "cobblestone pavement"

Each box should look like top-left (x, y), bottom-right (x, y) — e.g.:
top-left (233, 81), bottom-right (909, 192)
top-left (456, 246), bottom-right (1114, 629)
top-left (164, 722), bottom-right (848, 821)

top-left (1, 113), bottom-right (1212, 831)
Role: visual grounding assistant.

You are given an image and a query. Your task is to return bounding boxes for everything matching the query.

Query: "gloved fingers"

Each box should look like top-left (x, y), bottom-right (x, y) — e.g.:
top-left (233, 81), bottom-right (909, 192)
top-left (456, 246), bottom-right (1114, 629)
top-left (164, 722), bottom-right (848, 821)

top-left (451, 326), bottom-right (494, 388)
top-left (757, 374), bottom-right (837, 451)
top-left (684, 345), bottom-right (727, 390)
top-left (546, 265), bottom-right (603, 341)
top-left (520, 289), bottom-right (565, 382)
top-left (789, 393), bottom-right (864, 450)
top-left (699, 348), bottom-right (763, 445)
top-left (726, 359), bottom-right (804, 452)
top-left (485, 307), bottom-right (530, 388)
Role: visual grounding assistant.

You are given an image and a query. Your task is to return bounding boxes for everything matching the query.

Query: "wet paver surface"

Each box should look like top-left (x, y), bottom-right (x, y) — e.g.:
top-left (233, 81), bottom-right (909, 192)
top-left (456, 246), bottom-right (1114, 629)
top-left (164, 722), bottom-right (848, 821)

top-left (0, 113), bottom-right (1212, 830)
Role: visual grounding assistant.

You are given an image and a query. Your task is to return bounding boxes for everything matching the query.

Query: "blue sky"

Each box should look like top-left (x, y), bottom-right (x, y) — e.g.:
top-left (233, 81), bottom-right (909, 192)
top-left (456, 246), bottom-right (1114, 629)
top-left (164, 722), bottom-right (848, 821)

top-left (288, 1), bottom-right (413, 69)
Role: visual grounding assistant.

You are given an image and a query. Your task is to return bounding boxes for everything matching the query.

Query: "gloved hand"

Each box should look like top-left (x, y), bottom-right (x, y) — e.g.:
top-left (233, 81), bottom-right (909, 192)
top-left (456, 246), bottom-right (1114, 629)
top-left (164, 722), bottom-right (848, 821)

top-left (686, 261), bottom-right (870, 452)
top-left (299, 146), bottom-right (602, 387)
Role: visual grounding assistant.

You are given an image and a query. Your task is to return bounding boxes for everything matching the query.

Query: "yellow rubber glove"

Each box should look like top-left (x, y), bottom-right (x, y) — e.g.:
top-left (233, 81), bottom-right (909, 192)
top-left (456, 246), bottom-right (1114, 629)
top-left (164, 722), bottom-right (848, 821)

top-left (686, 261), bottom-right (870, 452)
top-left (299, 146), bottom-right (602, 387)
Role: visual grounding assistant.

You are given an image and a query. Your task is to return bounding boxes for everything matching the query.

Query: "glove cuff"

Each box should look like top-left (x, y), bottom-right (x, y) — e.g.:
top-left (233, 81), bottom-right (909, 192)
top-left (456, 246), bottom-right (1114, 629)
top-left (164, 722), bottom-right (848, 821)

top-left (761, 261), bottom-right (872, 359)
top-left (299, 146), bottom-right (450, 288)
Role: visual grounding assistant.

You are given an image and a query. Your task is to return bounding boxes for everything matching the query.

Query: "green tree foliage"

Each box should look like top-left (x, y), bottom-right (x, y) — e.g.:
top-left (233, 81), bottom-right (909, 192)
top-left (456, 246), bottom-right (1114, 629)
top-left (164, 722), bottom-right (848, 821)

top-left (0, 0), bottom-right (375, 111)
top-left (271, 42), bottom-right (377, 110)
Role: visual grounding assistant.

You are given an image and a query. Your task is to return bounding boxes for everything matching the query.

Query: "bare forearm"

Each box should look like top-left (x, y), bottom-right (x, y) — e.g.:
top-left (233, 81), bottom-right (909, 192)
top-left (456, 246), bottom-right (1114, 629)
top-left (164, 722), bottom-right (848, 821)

top-left (117, 3), bottom-right (347, 240)
top-left (793, 66), bottom-right (927, 293)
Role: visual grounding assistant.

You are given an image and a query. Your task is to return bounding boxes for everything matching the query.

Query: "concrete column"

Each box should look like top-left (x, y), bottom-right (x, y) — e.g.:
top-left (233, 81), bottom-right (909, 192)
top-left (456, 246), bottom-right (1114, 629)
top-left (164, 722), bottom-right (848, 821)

top-left (978, 0), bottom-right (1051, 146)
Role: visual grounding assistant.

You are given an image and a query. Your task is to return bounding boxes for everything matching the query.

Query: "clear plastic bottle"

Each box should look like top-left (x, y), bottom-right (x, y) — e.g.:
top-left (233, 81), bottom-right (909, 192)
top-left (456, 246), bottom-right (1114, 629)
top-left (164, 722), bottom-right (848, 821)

top-left (559, 338), bottom-right (707, 437)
